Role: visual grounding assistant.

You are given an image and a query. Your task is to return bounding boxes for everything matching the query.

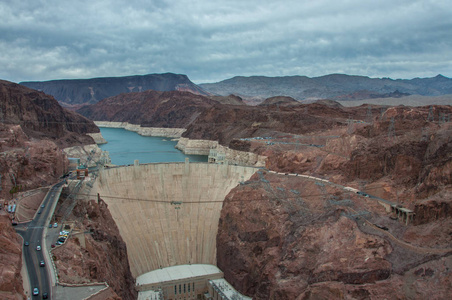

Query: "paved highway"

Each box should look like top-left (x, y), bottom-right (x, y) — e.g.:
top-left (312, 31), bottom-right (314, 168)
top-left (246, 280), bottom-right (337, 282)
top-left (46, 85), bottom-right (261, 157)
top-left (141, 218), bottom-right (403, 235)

top-left (16, 181), bottom-right (65, 299)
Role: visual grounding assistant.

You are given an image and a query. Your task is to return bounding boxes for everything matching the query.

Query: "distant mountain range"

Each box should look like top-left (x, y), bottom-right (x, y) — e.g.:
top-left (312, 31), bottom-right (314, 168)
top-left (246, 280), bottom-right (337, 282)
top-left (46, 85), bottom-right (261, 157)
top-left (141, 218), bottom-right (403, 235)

top-left (19, 73), bottom-right (452, 108)
top-left (199, 74), bottom-right (452, 102)
top-left (20, 73), bottom-right (209, 108)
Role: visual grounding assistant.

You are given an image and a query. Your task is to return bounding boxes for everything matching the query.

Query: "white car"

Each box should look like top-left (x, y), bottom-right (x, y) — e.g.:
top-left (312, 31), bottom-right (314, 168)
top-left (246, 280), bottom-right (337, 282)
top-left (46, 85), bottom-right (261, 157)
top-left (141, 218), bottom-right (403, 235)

top-left (33, 287), bottom-right (39, 295)
top-left (36, 245), bottom-right (41, 251)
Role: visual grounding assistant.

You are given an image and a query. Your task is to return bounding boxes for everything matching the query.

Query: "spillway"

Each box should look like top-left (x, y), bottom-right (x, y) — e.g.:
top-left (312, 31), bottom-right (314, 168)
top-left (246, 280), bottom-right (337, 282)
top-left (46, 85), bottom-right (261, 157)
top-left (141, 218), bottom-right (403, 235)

top-left (92, 161), bottom-right (257, 278)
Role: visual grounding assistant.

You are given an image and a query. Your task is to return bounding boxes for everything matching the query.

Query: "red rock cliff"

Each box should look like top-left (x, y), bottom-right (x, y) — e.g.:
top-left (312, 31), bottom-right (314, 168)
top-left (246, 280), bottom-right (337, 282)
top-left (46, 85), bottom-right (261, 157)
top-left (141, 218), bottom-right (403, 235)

top-left (0, 215), bottom-right (25, 299)
top-left (53, 199), bottom-right (137, 300)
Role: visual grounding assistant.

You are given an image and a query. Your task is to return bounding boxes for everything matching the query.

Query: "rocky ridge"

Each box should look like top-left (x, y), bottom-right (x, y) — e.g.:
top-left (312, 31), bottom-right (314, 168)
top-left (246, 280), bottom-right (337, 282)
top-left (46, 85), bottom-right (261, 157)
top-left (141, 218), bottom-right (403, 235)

top-left (0, 80), bottom-right (99, 148)
top-left (20, 73), bottom-right (210, 108)
top-left (200, 74), bottom-right (452, 103)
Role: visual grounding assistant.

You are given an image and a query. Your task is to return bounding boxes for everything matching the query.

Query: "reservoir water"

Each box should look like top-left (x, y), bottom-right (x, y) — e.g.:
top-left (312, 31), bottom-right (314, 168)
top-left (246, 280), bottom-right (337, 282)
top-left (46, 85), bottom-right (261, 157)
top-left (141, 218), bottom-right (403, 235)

top-left (98, 127), bottom-right (207, 165)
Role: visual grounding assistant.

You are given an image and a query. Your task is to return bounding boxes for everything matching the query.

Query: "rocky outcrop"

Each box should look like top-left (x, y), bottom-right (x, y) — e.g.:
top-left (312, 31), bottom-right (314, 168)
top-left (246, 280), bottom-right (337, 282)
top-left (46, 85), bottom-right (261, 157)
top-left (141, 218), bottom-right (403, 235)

top-left (258, 96), bottom-right (300, 107)
top-left (86, 132), bottom-right (107, 144)
top-left (77, 90), bottom-right (217, 129)
top-left (217, 171), bottom-right (452, 299)
top-left (53, 199), bottom-right (137, 300)
top-left (207, 94), bottom-right (246, 106)
top-left (63, 144), bottom-right (110, 168)
top-left (20, 73), bottom-right (209, 107)
top-left (0, 80), bottom-right (101, 198)
top-left (0, 80), bottom-right (98, 149)
top-left (413, 196), bottom-right (452, 225)
top-left (175, 137), bottom-right (217, 155)
top-left (175, 137), bottom-right (267, 166)
top-left (0, 215), bottom-right (25, 299)
top-left (0, 124), bottom-right (68, 199)
top-left (346, 106), bottom-right (452, 198)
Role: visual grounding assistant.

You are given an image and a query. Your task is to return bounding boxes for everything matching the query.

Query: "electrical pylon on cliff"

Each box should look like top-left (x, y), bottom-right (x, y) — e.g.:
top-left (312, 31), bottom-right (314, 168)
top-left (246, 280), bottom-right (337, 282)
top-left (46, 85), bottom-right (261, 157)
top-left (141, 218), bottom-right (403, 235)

top-left (347, 115), bottom-right (354, 135)
top-left (420, 127), bottom-right (428, 142)
top-left (366, 105), bottom-right (373, 123)
top-left (428, 106), bottom-right (434, 122)
top-left (388, 117), bottom-right (395, 140)
top-left (380, 108), bottom-right (386, 121)
top-left (439, 112), bottom-right (446, 125)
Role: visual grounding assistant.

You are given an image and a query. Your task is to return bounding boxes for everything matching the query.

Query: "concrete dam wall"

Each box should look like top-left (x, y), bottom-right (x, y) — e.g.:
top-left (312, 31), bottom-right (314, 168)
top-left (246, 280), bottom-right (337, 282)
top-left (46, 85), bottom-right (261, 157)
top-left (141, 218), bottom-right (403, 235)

top-left (92, 162), bottom-right (257, 278)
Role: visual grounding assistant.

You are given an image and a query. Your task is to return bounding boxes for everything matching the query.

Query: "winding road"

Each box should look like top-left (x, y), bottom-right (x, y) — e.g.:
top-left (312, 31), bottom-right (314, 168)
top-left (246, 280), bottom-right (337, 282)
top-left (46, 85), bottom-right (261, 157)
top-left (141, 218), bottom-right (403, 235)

top-left (15, 181), bottom-right (65, 299)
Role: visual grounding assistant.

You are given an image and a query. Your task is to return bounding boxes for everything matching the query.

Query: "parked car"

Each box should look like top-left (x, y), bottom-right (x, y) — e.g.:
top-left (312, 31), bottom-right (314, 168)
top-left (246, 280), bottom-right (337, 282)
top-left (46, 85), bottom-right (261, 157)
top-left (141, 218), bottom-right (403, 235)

top-left (49, 224), bottom-right (52, 228)
top-left (53, 223), bottom-right (58, 228)
top-left (36, 245), bottom-right (41, 251)
top-left (51, 244), bottom-right (55, 248)
top-left (33, 287), bottom-right (39, 295)
top-left (40, 260), bottom-right (45, 267)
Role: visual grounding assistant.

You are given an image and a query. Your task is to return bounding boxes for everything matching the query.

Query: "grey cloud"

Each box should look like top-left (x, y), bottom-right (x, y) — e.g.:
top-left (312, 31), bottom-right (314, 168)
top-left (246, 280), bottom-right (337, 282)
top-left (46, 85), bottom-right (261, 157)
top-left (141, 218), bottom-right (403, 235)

top-left (0, 0), bottom-right (451, 83)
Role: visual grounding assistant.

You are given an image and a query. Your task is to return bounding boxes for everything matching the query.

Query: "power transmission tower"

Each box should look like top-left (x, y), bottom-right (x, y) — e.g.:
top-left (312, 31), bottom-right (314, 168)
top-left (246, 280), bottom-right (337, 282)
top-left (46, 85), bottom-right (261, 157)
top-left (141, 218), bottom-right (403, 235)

top-left (427, 106), bottom-right (434, 122)
top-left (420, 127), bottom-right (428, 142)
top-left (366, 105), bottom-right (373, 123)
top-left (388, 117), bottom-right (395, 140)
top-left (379, 108), bottom-right (386, 121)
top-left (439, 112), bottom-right (446, 125)
top-left (347, 115), bottom-right (354, 134)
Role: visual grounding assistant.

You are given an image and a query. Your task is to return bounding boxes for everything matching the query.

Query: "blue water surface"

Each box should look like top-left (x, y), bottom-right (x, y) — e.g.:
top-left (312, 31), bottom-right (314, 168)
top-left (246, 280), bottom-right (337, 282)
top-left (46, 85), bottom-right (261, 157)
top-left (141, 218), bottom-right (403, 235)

top-left (98, 127), bottom-right (207, 165)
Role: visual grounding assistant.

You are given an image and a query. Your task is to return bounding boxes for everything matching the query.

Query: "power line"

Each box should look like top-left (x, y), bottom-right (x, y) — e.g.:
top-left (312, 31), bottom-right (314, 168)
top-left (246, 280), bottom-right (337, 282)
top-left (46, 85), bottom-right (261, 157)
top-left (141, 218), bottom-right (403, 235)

top-left (74, 183), bottom-right (393, 204)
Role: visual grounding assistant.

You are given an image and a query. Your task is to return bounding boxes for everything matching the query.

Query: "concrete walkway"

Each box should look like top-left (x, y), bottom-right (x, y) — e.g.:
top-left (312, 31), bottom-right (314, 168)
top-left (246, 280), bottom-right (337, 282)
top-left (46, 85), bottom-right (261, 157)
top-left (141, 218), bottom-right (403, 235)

top-left (53, 285), bottom-right (107, 300)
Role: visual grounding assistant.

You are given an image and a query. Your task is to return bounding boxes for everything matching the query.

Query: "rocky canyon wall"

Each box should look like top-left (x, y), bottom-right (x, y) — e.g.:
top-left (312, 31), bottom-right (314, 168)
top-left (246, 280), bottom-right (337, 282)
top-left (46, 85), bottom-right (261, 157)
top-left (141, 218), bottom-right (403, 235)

top-left (53, 198), bottom-right (137, 300)
top-left (0, 215), bottom-right (25, 299)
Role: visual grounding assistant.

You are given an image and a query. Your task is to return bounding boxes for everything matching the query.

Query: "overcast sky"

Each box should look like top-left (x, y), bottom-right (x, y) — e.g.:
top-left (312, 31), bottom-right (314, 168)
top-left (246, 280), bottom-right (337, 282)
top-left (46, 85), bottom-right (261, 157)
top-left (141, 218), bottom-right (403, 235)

top-left (1, 0), bottom-right (451, 84)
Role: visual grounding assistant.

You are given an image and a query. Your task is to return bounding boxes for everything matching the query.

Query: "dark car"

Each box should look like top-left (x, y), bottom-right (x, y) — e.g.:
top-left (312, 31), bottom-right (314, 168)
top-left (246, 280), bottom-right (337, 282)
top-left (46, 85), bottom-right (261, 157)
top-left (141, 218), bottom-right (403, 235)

top-left (24, 241), bottom-right (29, 246)
top-left (40, 260), bottom-right (45, 267)
top-left (42, 292), bottom-right (48, 299)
